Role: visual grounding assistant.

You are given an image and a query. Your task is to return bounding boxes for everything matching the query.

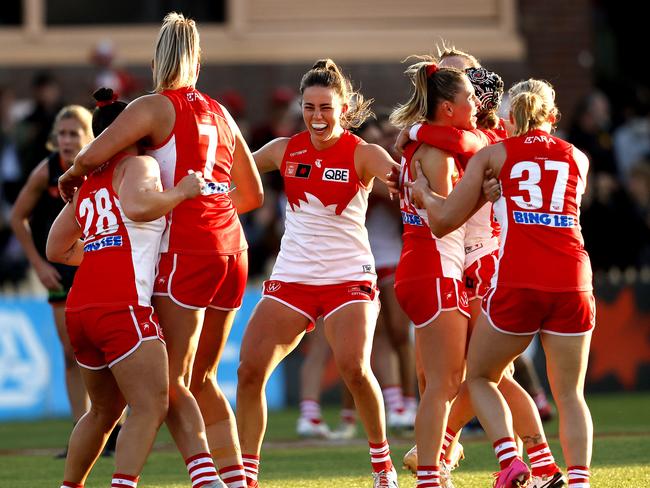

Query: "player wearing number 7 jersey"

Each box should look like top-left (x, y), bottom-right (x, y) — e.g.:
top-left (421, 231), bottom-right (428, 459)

top-left (58, 13), bottom-right (263, 488)
top-left (406, 79), bottom-right (594, 488)
top-left (48, 88), bottom-right (205, 488)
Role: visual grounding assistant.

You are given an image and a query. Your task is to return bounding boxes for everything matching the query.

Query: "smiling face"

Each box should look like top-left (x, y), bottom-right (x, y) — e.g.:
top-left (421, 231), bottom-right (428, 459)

top-left (445, 76), bottom-right (479, 130)
top-left (56, 117), bottom-right (91, 165)
top-left (301, 85), bottom-right (347, 149)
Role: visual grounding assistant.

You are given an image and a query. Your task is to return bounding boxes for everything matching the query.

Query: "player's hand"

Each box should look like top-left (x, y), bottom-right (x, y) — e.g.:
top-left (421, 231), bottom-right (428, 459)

top-left (404, 160), bottom-right (430, 209)
top-left (178, 170), bottom-right (206, 199)
top-left (58, 169), bottom-right (85, 203)
top-left (35, 259), bottom-right (63, 291)
top-left (394, 127), bottom-right (411, 155)
top-left (482, 168), bottom-right (501, 202)
top-left (385, 166), bottom-right (401, 199)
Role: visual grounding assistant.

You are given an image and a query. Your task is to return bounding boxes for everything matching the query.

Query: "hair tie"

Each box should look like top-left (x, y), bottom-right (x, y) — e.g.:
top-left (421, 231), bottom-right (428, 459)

top-left (96, 92), bottom-right (119, 108)
top-left (426, 63), bottom-right (439, 78)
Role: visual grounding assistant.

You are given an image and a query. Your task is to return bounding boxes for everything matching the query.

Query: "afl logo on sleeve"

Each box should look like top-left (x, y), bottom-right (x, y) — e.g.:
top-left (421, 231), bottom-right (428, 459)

top-left (323, 168), bottom-right (349, 182)
top-left (285, 162), bottom-right (312, 178)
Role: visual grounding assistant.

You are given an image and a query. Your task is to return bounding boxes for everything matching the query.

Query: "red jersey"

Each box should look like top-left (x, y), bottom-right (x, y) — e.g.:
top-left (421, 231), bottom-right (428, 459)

top-left (413, 123), bottom-right (504, 260)
top-left (66, 154), bottom-right (166, 311)
top-left (271, 130), bottom-right (375, 284)
top-left (492, 130), bottom-right (592, 291)
top-left (396, 141), bottom-right (466, 282)
top-left (146, 87), bottom-right (246, 255)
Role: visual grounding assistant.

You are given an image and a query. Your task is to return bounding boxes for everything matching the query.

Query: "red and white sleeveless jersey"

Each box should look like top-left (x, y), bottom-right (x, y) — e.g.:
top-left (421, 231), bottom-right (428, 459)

top-left (270, 130), bottom-right (375, 284)
top-left (463, 127), bottom-right (504, 265)
top-left (66, 154), bottom-right (166, 311)
top-left (412, 124), bottom-right (502, 266)
top-left (397, 141), bottom-right (465, 281)
top-left (146, 87), bottom-right (246, 255)
top-left (492, 129), bottom-right (592, 291)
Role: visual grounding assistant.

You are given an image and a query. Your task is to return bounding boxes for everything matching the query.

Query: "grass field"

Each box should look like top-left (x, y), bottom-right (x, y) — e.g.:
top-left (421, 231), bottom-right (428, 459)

top-left (1, 392), bottom-right (648, 487)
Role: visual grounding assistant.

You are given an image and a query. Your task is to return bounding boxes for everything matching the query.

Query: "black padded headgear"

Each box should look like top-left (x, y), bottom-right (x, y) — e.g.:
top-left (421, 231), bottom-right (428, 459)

top-left (465, 67), bottom-right (504, 113)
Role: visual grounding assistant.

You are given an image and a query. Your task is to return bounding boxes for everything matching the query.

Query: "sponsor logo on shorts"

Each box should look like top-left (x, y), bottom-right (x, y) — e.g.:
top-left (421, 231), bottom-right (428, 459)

top-left (362, 264), bottom-right (374, 273)
top-left (83, 235), bottom-right (123, 253)
top-left (459, 291), bottom-right (469, 308)
top-left (464, 242), bottom-right (484, 255)
top-left (285, 162), bottom-right (312, 178)
top-left (512, 210), bottom-right (575, 228)
top-left (322, 168), bottom-right (349, 182)
top-left (401, 211), bottom-right (424, 226)
top-left (266, 281), bottom-right (281, 292)
top-left (347, 284), bottom-right (374, 297)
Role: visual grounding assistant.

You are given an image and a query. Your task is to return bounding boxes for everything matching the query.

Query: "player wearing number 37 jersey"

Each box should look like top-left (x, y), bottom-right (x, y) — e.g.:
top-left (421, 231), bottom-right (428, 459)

top-left (407, 79), bottom-right (594, 488)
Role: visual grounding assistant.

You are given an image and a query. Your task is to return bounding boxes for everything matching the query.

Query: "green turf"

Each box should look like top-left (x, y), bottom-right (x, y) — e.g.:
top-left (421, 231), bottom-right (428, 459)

top-left (1, 392), bottom-right (649, 487)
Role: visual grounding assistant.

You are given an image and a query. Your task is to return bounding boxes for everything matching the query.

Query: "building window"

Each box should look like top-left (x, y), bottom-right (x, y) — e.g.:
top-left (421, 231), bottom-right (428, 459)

top-left (0, 3), bottom-right (22, 25)
top-left (45, 0), bottom-right (226, 25)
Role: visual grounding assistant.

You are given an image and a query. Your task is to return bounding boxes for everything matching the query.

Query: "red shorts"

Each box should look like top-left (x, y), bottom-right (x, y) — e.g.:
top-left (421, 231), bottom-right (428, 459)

top-left (464, 251), bottom-right (498, 301)
top-left (482, 286), bottom-right (596, 336)
top-left (154, 251), bottom-right (248, 310)
top-left (376, 266), bottom-right (397, 285)
top-left (394, 277), bottom-right (470, 328)
top-left (262, 280), bottom-right (379, 332)
top-left (66, 305), bottom-right (164, 369)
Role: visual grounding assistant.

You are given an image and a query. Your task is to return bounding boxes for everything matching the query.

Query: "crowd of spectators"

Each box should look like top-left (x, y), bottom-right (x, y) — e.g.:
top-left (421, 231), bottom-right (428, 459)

top-left (1, 71), bottom-right (649, 291)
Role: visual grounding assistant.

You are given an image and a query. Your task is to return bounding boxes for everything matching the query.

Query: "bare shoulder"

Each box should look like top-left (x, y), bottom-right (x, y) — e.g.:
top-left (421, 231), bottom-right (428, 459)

top-left (415, 144), bottom-right (452, 162)
top-left (129, 93), bottom-right (174, 115)
top-left (259, 137), bottom-right (290, 157)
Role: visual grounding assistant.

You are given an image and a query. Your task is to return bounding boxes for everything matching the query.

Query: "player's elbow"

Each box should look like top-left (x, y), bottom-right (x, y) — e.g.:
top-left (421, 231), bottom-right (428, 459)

top-left (121, 202), bottom-right (152, 222)
top-left (46, 237), bottom-right (65, 264)
top-left (237, 190), bottom-right (264, 214)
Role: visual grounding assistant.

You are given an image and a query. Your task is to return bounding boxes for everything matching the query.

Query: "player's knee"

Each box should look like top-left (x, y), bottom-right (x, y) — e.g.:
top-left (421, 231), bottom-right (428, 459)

top-left (338, 361), bottom-right (369, 390)
top-left (237, 360), bottom-right (265, 390)
top-left (89, 402), bottom-right (125, 430)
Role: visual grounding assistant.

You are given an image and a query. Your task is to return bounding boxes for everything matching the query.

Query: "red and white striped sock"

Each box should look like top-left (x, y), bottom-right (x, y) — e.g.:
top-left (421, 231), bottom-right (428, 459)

top-left (242, 454), bottom-right (260, 485)
top-left (493, 437), bottom-right (518, 470)
top-left (527, 442), bottom-right (559, 477)
top-left (416, 465), bottom-right (440, 487)
top-left (218, 465), bottom-right (247, 488)
top-left (111, 473), bottom-right (139, 487)
top-left (369, 440), bottom-right (393, 473)
top-left (185, 452), bottom-right (220, 488)
top-left (568, 466), bottom-right (590, 487)
top-left (382, 386), bottom-right (405, 414)
top-left (299, 399), bottom-right (323, 424)
top-left (441, 427), bottom-right (457, 461)
top-left (340, 408), bottom-right (357, 425)
top-left (60, 483), bottom-right (83, 488)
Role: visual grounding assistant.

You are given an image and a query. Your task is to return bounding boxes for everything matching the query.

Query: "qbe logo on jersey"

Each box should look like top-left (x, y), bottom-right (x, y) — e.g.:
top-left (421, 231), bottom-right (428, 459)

top-left (322, 168), bottom-right (349, 183)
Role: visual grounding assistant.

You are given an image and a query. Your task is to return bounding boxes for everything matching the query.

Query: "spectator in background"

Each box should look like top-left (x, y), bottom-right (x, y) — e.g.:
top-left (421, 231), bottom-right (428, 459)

top-left (626, 161), bottom-right (650, 266)
top-left (15, 72), bottom-right (65, 180)
top-left (580, 170), bottom-right (645, 272)
top-left (220, 89), bottom-right (250, 142)
top-left (90, 40), bottom-right (141, 100)
top-left (568, 90), bottom-right (617, 175)
top-left (612, 102), bottom-right (650, 182)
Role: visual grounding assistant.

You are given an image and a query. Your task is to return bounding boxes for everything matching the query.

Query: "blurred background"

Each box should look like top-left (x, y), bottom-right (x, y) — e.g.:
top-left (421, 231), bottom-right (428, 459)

top-left (0, 0), bottom-right (648, 422)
